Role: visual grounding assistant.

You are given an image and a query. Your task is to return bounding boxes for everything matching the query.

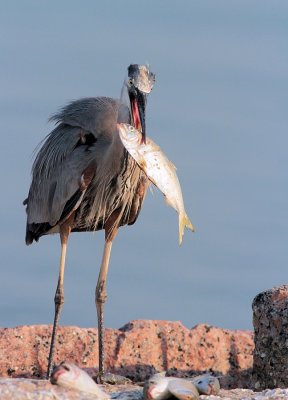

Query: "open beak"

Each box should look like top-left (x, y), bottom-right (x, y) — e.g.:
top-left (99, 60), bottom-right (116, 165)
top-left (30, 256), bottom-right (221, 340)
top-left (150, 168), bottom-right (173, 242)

top-left (131, 89), bottom-right (146, 144)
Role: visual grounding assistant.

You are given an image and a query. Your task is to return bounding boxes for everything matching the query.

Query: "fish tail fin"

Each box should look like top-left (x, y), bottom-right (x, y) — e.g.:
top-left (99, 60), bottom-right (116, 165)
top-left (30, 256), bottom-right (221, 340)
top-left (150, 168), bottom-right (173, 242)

top-left (179, 212), bottom-right (195, 245)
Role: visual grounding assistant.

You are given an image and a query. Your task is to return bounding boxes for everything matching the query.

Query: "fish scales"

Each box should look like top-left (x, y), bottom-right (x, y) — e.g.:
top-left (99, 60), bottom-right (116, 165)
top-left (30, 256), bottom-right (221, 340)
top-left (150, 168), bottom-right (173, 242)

top-left (117, 123), bottom-right (195, 244)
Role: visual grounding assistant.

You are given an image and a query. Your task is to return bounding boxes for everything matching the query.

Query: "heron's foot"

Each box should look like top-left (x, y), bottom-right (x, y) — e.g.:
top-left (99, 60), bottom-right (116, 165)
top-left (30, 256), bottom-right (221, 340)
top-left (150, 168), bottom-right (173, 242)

top-left (46, 362), bottom-right (56, 380)
top-left (94, 371), bottom-right (131, 385)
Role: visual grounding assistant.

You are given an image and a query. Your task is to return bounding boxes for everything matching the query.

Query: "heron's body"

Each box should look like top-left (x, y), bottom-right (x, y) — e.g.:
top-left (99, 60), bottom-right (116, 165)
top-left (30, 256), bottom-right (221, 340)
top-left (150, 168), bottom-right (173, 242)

top-left (24, 64), bottom-right (155, 379)
top-left (25, 97), bottom-right (148, 243)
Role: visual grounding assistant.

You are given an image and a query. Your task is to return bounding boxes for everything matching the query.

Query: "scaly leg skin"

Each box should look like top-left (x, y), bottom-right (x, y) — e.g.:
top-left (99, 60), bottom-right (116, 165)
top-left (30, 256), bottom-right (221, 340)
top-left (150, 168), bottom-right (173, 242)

top-left (47, 280), bottom-right (64, 379)
top-left (46, 219), bottom-right (72, 379)
top-left (95, 239), bottom-right (113, 383)
top-left (95, 239), bottom-right (130, 385)
top-left (95, 229), bottom-right (131, 385)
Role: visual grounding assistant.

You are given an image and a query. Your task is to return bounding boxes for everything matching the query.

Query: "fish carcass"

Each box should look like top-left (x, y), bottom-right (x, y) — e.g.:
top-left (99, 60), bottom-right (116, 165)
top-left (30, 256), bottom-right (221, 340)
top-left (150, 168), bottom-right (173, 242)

top-left (117, 123), bottom-right (194, 245)
top-left (143, 372), bottom-right (199, 400)
top-left (51, 362), bottom-right (110, 399)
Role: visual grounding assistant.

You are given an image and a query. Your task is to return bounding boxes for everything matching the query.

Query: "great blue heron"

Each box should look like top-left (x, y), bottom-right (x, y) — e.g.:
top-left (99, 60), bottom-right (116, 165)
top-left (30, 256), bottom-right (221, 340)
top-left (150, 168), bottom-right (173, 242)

top-left (23, 64), bottom-right (155, 379)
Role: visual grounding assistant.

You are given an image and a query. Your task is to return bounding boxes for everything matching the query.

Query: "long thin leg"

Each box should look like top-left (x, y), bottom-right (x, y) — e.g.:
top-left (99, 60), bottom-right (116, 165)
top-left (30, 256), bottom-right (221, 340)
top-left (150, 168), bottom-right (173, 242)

top-left (95, 238), bottom-right (113, 379)
top-left (95, 213), bottom-right (120, 380)
top-left (46, 219), bottom-right (72, 379)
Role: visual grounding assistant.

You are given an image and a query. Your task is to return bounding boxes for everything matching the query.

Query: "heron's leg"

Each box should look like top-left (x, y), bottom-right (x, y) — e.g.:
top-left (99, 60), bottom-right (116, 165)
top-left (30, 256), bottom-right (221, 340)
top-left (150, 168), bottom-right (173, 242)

top-left (47, 218), bottom-right (72, 379)
top-left (95, 238), bottom-right (113, 379)
top-left (95, 217), bottom-right (119, 381)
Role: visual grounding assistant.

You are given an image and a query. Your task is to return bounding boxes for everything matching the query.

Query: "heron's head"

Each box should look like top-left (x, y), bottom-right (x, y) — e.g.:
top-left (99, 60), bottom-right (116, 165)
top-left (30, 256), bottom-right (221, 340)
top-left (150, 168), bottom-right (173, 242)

top-left (118, 64), bottom-right (155, 143)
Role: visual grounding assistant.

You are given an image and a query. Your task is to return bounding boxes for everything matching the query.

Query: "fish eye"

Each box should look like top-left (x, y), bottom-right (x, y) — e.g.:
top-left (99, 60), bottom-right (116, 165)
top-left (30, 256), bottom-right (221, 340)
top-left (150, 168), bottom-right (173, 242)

top-left (63, 365), bottom-right (70, 371)
top-left (127, 78), bottom-right (134, 87)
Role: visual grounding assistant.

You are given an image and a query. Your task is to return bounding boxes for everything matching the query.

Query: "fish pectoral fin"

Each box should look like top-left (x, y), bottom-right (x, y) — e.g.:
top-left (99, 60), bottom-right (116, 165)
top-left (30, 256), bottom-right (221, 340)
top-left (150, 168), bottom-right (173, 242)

top-left (168, 380), bottom-right (200, 400)
top-left (179, 212), bottom-right (195, 245)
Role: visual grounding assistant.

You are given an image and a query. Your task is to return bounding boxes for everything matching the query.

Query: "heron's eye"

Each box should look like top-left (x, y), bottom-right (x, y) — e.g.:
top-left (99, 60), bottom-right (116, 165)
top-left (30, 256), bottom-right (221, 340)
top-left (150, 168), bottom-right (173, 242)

top-left (63, 365), bottom-right (70, 371)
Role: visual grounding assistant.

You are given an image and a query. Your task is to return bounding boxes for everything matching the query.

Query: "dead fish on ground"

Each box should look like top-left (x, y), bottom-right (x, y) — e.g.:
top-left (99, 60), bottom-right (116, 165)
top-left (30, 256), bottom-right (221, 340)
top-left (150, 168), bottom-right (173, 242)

top-left (50, 362), bottom-right (110, 399)
top-left (143, 372), bottom-right (199, 400)
top-left (117, 123), bottom-right (195, 245)
top-left (191, 374), bottom-right (220, 395)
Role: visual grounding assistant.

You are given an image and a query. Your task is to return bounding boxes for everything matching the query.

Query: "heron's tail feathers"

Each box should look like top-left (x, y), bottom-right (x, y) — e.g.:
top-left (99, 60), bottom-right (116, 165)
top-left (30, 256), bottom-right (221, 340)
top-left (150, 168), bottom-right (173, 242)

top-left (178, 212), bottom-right (195, 245)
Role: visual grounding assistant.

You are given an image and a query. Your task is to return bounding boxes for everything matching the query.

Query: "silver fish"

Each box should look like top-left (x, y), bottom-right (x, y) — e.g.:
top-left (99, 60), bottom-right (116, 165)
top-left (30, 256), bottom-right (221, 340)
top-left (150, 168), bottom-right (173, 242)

top-left (50, 362), bottom-right (110, 399)
top-left (117, 123), bottom-right (195, 245)
top-left (143, 372), bottom-right (199, 400)
top-left (191, 374), bottom-right (220, 395)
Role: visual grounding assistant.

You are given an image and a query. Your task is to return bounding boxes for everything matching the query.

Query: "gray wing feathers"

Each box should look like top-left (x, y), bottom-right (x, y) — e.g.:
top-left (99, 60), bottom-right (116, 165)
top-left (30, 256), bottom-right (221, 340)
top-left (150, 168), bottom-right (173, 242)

top-left (27, 97), bottom-right (119, 226)
top-left (28, 141), bottom-right (94, 225)
top-left (32, 124), bottom-right (82, 180)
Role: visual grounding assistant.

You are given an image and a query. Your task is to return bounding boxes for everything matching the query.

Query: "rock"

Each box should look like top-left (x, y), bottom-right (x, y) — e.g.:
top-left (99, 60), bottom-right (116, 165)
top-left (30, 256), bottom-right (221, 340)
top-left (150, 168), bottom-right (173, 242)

top-left (0, 378), bottom-right (143, 400)
top-left (0, 320), bottom-right (253, 387)
top-left (0, 378), bottom-right (96, 400)
top-left (252, 285), bottom-right (288, 390)
top-left (2, 379), bottom-right (288, 400)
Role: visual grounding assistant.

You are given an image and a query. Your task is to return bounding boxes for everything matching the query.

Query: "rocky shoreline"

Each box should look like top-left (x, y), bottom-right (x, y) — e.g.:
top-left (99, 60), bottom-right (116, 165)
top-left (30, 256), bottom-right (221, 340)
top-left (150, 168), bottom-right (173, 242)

top-left (0, 320), bottom-right (287, 399)
top-left (0, 320), bottom-right (253, 387)
top-left (0, 319), bottom-right (257, 399)
top-left (2, 377), bottom-right (288, 400)
top-left (2, 285), bottom-right (288, 399)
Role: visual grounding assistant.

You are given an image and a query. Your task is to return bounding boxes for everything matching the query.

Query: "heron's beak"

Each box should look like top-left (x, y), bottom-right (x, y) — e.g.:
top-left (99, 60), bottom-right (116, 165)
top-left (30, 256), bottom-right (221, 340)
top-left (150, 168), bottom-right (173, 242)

top-left (131, 89), bottom-right (146, 144)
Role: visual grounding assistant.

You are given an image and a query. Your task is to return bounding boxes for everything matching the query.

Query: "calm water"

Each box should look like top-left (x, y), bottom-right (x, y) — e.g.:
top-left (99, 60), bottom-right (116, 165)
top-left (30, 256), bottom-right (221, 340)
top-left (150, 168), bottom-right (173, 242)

top-left (0, 1), bottom-right (287, 331)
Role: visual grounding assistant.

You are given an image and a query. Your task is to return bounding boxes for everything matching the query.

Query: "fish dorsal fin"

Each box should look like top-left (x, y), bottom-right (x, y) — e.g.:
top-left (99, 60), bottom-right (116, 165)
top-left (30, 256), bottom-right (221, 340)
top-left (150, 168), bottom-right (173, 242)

top-left (168, 379), bottom-right (199, 400)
